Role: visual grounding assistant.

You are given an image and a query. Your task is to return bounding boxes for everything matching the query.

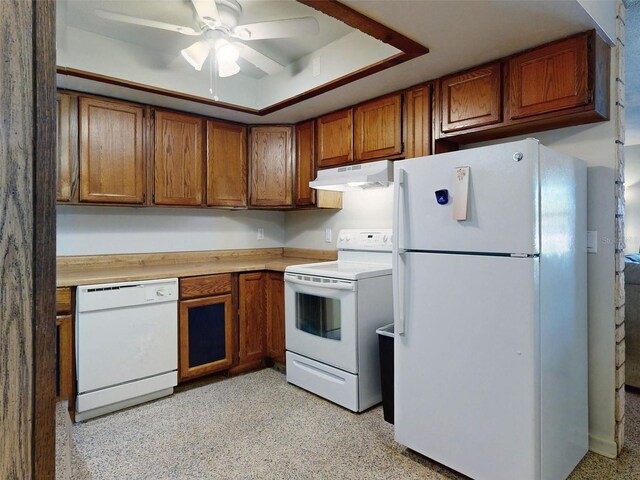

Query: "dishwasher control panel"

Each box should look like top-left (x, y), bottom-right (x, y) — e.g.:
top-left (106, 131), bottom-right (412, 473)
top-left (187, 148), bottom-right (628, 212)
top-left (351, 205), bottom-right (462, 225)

top-left (77, 278), bottom-right (179, 313)
top-left (145, 285), bottom-right (174, 302)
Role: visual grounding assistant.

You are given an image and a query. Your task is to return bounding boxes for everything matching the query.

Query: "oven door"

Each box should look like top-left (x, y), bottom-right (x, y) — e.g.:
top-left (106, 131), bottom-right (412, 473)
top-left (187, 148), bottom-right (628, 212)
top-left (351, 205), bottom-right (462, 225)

top-left (284, 273), bottom-right (358, 373)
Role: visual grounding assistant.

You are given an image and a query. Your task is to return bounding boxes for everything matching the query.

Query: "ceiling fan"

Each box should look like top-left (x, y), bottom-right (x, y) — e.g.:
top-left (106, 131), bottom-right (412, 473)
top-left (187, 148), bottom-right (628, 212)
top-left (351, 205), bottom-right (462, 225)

top-left (95, 0), bottom-right (320, 77)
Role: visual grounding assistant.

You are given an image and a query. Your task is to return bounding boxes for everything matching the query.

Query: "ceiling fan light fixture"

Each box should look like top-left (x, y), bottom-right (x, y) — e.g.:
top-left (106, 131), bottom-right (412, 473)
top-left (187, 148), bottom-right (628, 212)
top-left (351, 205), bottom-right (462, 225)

top-left (181, 40), bottom-right (210, 71)
top-left (217, 59), bottom-right (240, 77)
top-left (215, 40), bottom-right (239, 63)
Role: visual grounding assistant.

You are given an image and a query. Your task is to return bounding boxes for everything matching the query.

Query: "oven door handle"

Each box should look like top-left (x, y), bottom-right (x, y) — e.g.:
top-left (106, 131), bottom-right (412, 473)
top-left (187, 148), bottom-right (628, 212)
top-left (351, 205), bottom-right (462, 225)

top-left (284, 274), bottom-right (356, 291)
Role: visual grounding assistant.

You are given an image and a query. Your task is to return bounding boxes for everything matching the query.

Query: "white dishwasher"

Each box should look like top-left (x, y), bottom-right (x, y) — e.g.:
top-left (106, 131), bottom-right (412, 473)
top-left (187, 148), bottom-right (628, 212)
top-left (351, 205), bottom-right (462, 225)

top-left (75, 278), bottom-right (178, 421)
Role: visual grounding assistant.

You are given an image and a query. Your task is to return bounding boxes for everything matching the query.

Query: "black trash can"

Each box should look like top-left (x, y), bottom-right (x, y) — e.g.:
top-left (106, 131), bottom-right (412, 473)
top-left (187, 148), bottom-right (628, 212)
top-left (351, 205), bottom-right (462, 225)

top-left (376, 323), bottom-right (394, 424)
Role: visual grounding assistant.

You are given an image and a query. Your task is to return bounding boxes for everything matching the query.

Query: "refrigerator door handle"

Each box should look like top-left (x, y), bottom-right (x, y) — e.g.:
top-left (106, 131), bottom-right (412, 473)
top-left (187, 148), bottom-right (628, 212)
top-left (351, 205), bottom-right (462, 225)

top-left (394, 167), bottom-right (407, 336)
top-left (394, 168), bottom-right (406, 251)
top-left (395, 250), bottom-right (406, 336)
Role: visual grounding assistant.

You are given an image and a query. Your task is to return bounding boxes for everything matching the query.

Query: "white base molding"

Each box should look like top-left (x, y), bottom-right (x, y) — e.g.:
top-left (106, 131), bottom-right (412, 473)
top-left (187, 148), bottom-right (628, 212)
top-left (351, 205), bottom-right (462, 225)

top-left (589, 433), bottom-right (619, 459)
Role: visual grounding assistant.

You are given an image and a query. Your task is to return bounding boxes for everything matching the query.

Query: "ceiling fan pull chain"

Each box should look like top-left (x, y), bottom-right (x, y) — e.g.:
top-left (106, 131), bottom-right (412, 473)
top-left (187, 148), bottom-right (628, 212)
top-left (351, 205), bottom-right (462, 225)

top-left (209, 55), bottom-right (220, 102)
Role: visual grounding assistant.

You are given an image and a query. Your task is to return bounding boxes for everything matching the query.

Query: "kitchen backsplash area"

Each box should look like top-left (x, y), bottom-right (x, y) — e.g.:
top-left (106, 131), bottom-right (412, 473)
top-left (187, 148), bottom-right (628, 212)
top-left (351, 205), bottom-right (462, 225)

top-left (56, 206), bottom-right (285, 256)
top-left (56, 187), bottom-right (393, 256)
top-left (285, 187), bottom-right (393, 250)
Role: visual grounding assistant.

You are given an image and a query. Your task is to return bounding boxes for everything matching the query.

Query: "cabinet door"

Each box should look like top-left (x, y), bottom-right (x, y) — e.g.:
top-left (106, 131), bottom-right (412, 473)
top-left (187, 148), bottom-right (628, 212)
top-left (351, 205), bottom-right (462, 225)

top-left (265, 272), bottom-right (285, 364)
top-left (206, 120), bottom-right (247, 207)
top-left (179, 294), bottom-right (233, 381)
top-left (295, 120), bottom-right (316, 206)
top-left (154, 110), bottom-right (204, 206)
top-left (79, 96), bottom-right (145, 204)
top-left (405, 84), bottom-right (432, 159)
top-left (509, 33), bottom-right (588, 120)
top-left (55, 314), bottom-right (74, 402)
top-left (249, 126), bottom-right (293, 207)
top-left (56, 92), bottom-right (78, 202)
top-left (316, 109), bottom-right (353, 168)
top-left (238, 272), bottom-right (266, 365)
top-left (354, 94), bottom-right (403, 161)
top-left (440, 62), bottom-right (502, 133)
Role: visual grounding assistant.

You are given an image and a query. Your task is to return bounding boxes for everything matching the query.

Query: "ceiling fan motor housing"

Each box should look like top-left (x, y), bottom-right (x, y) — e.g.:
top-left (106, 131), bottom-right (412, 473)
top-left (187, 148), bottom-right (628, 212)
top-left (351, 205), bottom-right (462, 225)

top-left (208, 0), bottom-right (242, 32)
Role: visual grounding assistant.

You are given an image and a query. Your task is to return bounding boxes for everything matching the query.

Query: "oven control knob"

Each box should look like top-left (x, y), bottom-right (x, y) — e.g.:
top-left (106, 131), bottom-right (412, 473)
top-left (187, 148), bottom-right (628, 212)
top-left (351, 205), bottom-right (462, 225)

top-left (345, 235), bottom-right (351, 242)
top-left (383, 233), bottom-right (389, 243)
top-left (339, 234), bottom-right (345, 242)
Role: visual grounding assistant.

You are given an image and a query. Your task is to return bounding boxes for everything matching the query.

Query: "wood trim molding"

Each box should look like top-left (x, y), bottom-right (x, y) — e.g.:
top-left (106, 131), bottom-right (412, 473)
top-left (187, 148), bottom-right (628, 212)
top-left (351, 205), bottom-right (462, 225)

top-left (297, 0), bottom-right (427, 55)
top-left (1, 0), bottom-right (56, 478)
top-left (35, 0), bottom-right (57, 476)
top-left (56, 0), bottom-right (428, 117)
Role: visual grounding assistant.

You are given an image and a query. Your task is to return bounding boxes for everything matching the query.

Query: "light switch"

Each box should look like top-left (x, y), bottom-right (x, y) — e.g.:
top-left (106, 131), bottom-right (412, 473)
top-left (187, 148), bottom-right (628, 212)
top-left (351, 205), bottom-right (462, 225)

top-left (587, 230), bottom-right (597, 254)
top-left (325, 228), bottom-right (332, 243)
top-left (452, 166), bottom-right (470, 221)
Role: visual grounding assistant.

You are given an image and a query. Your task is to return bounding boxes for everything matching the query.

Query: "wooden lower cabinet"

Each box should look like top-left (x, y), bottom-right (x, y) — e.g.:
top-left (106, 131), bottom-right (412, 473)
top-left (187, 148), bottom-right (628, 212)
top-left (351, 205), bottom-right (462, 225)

top-left (55, 314), bottom-right (74, 402)
top-left (265, 272), bottom-right (285, 364)
top-left (178, 294), bottom-right (234, 381)
top-left (238, 272), bottom-right (266, 366)
top-left (56, 287), bottom-right (75, 419)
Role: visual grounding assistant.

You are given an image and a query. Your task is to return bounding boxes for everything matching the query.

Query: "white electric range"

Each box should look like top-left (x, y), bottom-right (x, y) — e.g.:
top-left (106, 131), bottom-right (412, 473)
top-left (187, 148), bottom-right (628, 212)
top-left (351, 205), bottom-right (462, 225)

top-left (284, 229), bottom-right (393, 412)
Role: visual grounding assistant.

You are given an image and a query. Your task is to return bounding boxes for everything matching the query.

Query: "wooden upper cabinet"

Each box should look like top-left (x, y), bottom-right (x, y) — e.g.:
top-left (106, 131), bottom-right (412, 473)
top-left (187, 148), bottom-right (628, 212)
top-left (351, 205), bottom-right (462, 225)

top-left (295, 120), bottom-right (316, 207)
top-left (154, 110), bottom-right (204, 206)
top-left (56, 92), bottom-right (78, 202)
top-left (509, 33), bottom-right (589, 120)
top-left (249, 126), bottom-right (293, 207)
top-left (316, 109), bottom-right (353, 168)
top-left (354, 94), bottom-right (403, 161)
top-left (206, 120), bottom-right (247, 207)
top-left (440, 62), bottom-right (502, 133)
top-left (404, 85), bottom-right (432, 159)
top-left (79, 96), bottom-right (145, 204)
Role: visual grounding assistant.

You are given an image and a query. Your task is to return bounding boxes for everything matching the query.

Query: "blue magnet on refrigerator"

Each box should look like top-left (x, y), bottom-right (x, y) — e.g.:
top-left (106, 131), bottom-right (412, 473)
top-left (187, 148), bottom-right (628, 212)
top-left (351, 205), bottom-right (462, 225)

top-left (435, 189), bottom-right (448, 205)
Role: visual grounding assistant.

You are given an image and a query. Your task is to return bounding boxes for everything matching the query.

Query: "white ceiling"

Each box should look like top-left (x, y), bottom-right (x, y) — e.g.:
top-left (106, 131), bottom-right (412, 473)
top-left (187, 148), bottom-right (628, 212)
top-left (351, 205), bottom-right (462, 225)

top-left (59, 0), bottom-right (355, 78)
top-left (57, 0), bottom-right (616, 125)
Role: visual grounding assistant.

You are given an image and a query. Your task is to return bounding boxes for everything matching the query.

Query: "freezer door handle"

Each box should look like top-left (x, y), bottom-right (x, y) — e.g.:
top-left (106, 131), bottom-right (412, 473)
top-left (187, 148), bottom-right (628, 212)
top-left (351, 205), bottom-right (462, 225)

top-left (393, 168), bottom-right (406, 251)
top-left (395, 250), bottom-right (406, 336)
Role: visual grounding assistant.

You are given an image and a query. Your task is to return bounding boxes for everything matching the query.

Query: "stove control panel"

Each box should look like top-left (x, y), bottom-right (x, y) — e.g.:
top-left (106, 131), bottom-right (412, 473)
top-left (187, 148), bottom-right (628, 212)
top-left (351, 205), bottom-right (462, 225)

top-left (337, 229), bottom-right (392, 251)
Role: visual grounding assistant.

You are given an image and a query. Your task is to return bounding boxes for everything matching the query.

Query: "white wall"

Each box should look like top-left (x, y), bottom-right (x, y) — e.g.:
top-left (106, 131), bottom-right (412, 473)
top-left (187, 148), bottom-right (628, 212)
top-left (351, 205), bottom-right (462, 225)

top-left (578, 0), bottom-right (617, 44)
top-left (57, 206), bottom-right (284, 256)
top-left (285, 187), bottom-right (394, 249)
top-left (624, 145), bottom-right (640, 254)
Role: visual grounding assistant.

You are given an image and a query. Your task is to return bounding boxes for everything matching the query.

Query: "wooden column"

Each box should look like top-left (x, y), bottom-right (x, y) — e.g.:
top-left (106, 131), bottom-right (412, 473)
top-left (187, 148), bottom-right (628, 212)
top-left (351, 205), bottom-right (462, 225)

top-left (0, 0), bottom-right (56, 478)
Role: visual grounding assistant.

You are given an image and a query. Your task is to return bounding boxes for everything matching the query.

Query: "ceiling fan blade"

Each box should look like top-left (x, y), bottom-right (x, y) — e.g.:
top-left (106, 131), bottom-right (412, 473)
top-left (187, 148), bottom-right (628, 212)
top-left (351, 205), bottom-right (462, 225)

top-left (232, 17), bottom-right (319, 41)
top-left (233, 43), bottom-right (284, 75)
top-left (95, 9), bottom-right (201, 36)
top-left (191, 0), bottom-right (220, 27)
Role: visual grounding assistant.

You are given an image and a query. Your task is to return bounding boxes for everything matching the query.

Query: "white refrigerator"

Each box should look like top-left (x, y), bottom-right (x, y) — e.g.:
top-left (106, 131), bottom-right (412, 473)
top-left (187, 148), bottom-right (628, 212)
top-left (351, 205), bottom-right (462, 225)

top-left (392, 138), bottom-right (588, 480)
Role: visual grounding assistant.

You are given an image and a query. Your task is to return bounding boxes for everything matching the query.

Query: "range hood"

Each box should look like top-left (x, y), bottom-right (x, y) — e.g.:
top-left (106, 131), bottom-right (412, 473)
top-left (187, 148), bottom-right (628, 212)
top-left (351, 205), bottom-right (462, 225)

top-left (309, 160), bottom-right (394, 191)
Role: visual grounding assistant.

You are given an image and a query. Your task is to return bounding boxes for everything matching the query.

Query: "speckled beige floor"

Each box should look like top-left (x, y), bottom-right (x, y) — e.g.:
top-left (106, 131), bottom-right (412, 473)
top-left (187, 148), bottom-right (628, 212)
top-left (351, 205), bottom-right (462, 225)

top-left (67, 369), bottom-right (640, 479)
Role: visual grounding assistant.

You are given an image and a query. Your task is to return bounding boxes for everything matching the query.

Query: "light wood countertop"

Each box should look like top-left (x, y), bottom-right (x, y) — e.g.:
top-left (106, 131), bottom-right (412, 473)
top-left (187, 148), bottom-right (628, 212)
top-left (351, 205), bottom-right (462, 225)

top-left (56, 248), bottom-right (336, 287)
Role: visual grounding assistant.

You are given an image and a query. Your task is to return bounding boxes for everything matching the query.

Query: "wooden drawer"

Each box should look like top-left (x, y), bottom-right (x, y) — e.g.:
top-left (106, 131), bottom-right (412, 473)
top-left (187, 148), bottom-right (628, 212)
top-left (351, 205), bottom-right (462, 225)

top-left (180, 274), bottom-right (232, 299)
top-left (56, 287), bottom-right (72, 314)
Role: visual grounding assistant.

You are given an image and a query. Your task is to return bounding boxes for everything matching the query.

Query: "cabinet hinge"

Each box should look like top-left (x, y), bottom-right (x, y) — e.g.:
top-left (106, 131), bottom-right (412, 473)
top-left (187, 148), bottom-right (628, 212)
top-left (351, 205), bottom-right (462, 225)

top-left (587, 90), bottom-right (593, 103)
top-left (143, 192), bottom-right (146, 203)
top-left (587, 34), bottom-right (593, 51)
top-left (152, 193), bottom-right (155, 203)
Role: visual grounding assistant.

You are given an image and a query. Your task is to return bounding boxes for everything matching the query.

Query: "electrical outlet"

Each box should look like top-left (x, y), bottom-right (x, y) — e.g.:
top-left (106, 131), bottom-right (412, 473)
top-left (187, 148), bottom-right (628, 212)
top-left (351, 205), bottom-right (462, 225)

top-left (587, 230), bottom-right (597, 254)
top-left (257, 228), bottom-right (264, 240)
top-left (325, 228), bottom-right (332, 243)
